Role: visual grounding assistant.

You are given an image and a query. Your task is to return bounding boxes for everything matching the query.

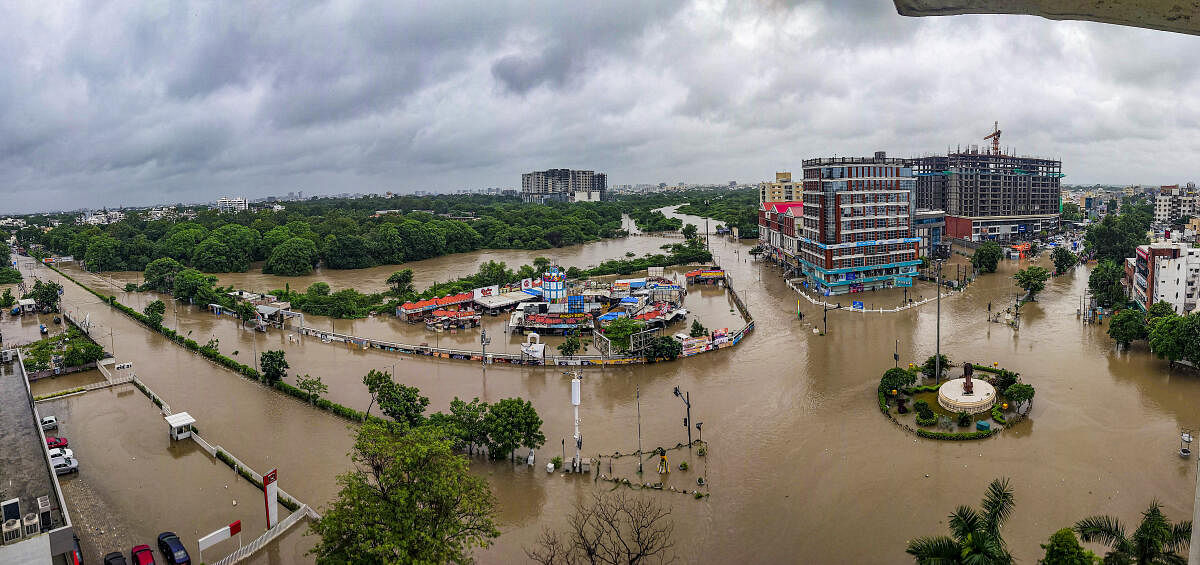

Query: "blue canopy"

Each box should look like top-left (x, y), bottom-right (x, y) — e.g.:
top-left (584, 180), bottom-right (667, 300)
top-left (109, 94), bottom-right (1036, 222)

top-left (620, 297), bottom-right (639, 304)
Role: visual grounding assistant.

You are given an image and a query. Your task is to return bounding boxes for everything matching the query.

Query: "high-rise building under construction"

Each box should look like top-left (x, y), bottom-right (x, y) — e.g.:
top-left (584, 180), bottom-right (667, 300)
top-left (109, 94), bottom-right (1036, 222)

top-left (912, 134), bottom-right (1062, 241)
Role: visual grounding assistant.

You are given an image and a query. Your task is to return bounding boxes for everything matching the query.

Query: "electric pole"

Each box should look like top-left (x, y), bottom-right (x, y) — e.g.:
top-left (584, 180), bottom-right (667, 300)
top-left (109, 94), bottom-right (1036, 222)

top-left (935, 259), bottom-right (943, 385)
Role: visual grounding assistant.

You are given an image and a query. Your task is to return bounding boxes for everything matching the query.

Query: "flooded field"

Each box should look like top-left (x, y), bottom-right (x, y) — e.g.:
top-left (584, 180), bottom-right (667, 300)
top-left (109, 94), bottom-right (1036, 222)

top-left (41, 386), bottom-right (310, 564)
top-left (20, 223), bottom-right (1200, 563)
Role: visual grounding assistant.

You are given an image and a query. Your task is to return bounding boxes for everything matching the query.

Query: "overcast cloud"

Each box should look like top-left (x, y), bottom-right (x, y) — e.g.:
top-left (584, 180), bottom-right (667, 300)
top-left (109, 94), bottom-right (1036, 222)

top-left (1, 0), bottom-right (1198, 212)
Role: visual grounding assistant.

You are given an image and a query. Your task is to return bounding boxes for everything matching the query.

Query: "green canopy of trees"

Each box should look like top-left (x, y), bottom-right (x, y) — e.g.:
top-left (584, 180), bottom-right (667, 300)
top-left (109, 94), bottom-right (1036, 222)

top-left (1014, 266), bottom-right (1051, 299)
top-left (1084, 203), bottom-right (1152, 264)
top-left (1088, 260), bottom-right (1127, 308)
top-left (972, 241), bottom-right (1004, 273)
top-left (1051, 247), bottom-right (1078, 275)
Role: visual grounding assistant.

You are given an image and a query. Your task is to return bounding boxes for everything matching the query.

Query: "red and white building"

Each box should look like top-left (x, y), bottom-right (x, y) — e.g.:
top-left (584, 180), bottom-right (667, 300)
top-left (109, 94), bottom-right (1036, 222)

top-left (757, 201), bottom-right (804, 272)
top-left (1126, 242), bottom-right (1200, 313)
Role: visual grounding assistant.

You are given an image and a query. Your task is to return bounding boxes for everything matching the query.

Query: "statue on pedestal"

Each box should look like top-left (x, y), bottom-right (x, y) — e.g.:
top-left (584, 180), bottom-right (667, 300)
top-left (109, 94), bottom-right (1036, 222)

top-left (963, 363), bottom-right (974, 395)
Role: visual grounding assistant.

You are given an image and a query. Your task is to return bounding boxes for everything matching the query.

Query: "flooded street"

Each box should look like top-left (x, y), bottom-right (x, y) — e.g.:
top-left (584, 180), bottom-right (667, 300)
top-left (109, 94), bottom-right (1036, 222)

top-left (22, 225), bottom-right (1200, 563)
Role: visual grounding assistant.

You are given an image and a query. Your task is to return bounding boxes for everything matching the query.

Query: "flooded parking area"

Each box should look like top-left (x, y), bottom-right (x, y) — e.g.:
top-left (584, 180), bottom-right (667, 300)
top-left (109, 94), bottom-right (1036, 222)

top-left (40, 386), bottom-right (311, 564)
top-left (28, 369), bottom-right (106, 397)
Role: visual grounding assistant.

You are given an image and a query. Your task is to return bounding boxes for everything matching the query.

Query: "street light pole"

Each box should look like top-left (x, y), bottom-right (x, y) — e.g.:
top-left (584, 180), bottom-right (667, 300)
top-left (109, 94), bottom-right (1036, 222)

top-left (935, 259), bottom-right (943, 385)
top-left (480, 328), bottom-right (490, 366)
top-left (673, 386), bottom-right (692, 446)
top-left (636, 385), bottom-right (643, 473)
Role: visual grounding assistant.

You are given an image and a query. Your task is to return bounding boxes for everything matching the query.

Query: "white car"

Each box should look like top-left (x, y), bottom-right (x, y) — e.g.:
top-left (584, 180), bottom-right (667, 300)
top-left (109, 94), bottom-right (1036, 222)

top-left (40, 416), bottom-right (58, 431)
top-left (52, 456), bottom-right (78, 476)
top-left (48, 448), bottom-right (74, 460)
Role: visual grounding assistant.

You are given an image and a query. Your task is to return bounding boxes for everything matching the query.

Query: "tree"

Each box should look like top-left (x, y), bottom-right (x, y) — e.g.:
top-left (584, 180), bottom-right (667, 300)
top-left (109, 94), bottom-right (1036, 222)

top-left (296, 374), bottom-right (328, 405)
top-left (1088, 260), bottom-right (1127, 308)
top-left (689, 319), bottom-right (707, 338)
top-left (264, 237), bottom-right (319, 276)
top-left (1074, 502), bottom-right (1191, 565)
top-left (142, 257), bottom-right (183, 292)
top-left (171, 268), bottom-right (217, 303)
top-left (1085, 211), bottom-right (1149, 265)
top-left (0, 288), bottom-right (14, 309)
top-left (386, 269), bottom-right (415, 296)
top-left (1004, 383), bottom-right (1036, 415)
top-left (1149, 313), bottom-right (1187, 362)
top-left (645, 336), bottom-right (682, 362)
top-left (682, 223), bottom-right (698, 241)
top-left (83, 234), bottom-right (123, 272)
top-left (921, 354), bottom-right (952, 380)
top-left (260, 350), bottom-right (288, 383)
top-left (362, 369), bottom-right (392, 418)
top-left (1145, 301), bottom-right (1176, 330)
top-left (603, 317), bottom-right (643, 352)
top-left (1052, 247), bottom-right (1078, 275)
top-left (972, 242), bottom-right (1004, 273)
top-left (376, 379), bottom-right (430, 428)
top-left (906, 477), bottom-right (1016, 565)
top-left (1107, 309), bottom-right (1147, 347)
top-left (526, 491), bottom-right (675, 565)
top-left (309, 422), bottom-right (499, 564)
top-left (234, 301), bottom-right (257, 327)
top-left (557, 335), bottom-right (581, 357)
top-left (143, 300), bottom-right (166, 328)
top-left (63, 340), bottom-right (106, 367)
top-left (1039, 528), bottom-right (1097, 565)
top-left (483, 397), bottom-right (545, 460)
top-left (880, 367), bottom-right (918, 393)
top-left (1014, 266), bottom-right (1051, 300)
top-left (28, 280), bottom-right (64, 311)
top-left (432, 397), bottom-right (490, 454)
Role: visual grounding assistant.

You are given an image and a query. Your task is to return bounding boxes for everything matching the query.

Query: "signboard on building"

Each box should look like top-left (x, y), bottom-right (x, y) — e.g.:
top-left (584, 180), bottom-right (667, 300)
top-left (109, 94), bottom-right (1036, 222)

top-left (473, 285), bottom-right (499, 299)
top-left (263, 469), bottom-right (279, 529)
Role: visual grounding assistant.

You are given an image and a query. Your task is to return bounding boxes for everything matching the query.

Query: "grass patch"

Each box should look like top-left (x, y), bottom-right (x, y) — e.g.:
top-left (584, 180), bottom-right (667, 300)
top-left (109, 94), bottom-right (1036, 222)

top-left (33, 387), bottom-right (86, 401)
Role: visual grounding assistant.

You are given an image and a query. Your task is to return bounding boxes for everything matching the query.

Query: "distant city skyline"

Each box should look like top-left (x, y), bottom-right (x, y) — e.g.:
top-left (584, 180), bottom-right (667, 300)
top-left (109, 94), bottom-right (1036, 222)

top-left (1, 2), bottom-right (1199, 213)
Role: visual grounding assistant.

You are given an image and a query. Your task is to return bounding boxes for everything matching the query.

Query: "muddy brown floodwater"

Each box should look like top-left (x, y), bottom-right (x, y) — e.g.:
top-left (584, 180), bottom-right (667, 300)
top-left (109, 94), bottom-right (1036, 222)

top-left (27, 222), bottom-right (1200, 563)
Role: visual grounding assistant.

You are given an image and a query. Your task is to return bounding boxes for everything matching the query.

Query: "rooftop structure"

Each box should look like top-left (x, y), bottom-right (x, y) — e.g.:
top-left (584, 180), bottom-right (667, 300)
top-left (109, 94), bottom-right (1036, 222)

top-left (759, 172), bottom-right (799, 203)
top-left (520, 169), bottom-right (607, 204)
top-left (0, 349), bottom-right (76, 564)
top-left (216, 197), bottom-right (248, 213)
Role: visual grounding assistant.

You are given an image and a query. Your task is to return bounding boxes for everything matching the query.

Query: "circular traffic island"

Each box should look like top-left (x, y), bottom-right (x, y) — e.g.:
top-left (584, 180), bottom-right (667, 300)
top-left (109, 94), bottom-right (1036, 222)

top-left (937, 378), bottom-right (996, 415)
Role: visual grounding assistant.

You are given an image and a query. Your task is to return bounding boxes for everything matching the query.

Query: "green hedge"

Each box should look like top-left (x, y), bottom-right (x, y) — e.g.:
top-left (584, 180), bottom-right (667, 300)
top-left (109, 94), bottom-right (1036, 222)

top-left (33, 387), bottom-right (87, 401)
top-left (915, 428), bottom-right (997, 441)
top-left (132, 378), bottom-right (164, 408)
top-left (915, 414), bottom-right (938, 427)
top-left (905, 385), bottom-right (940, 393)
top-left (991, 404), bottom-right (1008, 426)
top-left (877, 391), bottom-right (888, 413)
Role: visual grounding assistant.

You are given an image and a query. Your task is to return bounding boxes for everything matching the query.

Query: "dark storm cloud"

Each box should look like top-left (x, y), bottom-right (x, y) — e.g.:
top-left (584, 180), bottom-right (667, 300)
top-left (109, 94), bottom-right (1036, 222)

top-left (0, 0), bottom-right (1198, 213)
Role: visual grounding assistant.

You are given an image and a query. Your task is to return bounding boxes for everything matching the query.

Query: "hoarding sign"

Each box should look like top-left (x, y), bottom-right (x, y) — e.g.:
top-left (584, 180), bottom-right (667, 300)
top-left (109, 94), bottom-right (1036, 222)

top-left (895, 276), bottom-right (913, 287)
top-left (852, 301), bottom-right (864, 310)
top-left (263, 469), bottom-right (279, 529)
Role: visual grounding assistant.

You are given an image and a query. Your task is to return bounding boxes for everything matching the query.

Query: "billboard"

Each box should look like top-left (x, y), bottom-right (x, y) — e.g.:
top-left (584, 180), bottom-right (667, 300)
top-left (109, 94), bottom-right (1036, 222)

top-left (473, 285), bottom-right (499, 299)
top-left (895, 276), bottom-right (913, 287)
top-left (852, 300), bottom-right (864, 310)
top-left (263, 469), bottom-right (279, 529)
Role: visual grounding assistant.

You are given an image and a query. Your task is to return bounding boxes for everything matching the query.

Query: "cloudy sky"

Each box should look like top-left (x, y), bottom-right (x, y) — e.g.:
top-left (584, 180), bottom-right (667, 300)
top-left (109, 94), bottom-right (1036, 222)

top-left (2, 0), bottom-right (1198, 213)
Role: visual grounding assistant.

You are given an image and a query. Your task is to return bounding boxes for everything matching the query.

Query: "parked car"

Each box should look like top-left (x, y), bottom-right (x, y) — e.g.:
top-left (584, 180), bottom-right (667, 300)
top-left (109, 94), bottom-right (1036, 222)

top-left (48, 447), bottom-right (74, 460)
top-left (130, 544), bottom-right (155, 565)
top-left (52, 456), bottom-right (78, 475)
top-left (156, 532), bottom-right (190, 565)
top-left (103, 552), bottom-right (129, 565)
top-left (41, 416), bottom-right (58, 431)
top-left (46, 436), bottom-right (68, 449)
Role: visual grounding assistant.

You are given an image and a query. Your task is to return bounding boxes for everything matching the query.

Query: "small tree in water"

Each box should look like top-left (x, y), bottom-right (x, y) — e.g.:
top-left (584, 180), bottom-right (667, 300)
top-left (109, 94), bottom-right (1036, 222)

top-left (689, 319), bottom-right (708, 338)
top-left (527, 491), bottom-right (676, 565)
top-left (260, 350), bottom-right (288, 383)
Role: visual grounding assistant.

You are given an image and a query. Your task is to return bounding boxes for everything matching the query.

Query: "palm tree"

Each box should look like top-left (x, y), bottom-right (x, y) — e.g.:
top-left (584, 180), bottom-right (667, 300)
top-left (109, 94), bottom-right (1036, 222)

top-left (1074, 501), bottom-right (1191, 564)
top-left (906, 477), bottom-right (1015, 564)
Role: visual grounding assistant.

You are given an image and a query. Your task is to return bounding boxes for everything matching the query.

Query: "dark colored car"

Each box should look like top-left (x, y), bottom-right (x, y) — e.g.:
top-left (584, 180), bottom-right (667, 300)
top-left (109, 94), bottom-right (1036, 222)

top-left (130, 544), bottom-right (155, 565)
top-left (103, 552), bottom-right (128, 565)
top-left (46, 436), bottom-right (68, 449)
top-left (156, 532), bottom-right (190, 565)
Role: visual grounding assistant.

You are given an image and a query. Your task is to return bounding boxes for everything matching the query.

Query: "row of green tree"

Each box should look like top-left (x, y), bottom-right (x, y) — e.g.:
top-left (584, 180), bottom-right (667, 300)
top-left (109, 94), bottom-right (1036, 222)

top-left (24, 194), bottom-right (629, 276)
top-left (0, 244), bottom-right (22, 283)
top-left (613, 187), bottom-right (761, 238)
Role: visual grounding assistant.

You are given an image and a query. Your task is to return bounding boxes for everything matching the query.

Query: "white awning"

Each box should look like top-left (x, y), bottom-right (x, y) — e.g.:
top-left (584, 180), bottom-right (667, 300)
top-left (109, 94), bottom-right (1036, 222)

top-left (164, 412), bottom-right (196, 427)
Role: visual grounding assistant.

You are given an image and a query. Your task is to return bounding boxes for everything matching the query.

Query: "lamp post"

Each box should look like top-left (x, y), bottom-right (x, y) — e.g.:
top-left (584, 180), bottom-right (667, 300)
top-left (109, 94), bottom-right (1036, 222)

top-left (673, 386), bottom-right (692, 446)
top-left (480, 328), bottom-right (491, 366)
top-left (935, 258), bottom-right (944, 385)
top-left (695, 421), bottom-right (703, 444)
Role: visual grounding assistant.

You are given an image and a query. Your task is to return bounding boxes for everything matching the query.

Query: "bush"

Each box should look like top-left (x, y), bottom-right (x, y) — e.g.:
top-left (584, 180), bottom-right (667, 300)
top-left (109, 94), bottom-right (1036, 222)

top-left (915, 428), bottom-right (997, 441)
top-left (878, 390), bottom-right (888, 413)
top-left (678, 461), bottom-right (689, 471)
top-left (916, 413), bottom-right (938, 427)
top-left (550, 456), bottom-right (563, 470)
top-left (991, 404), bottom-right (1008, 426)
top-left (957, 411), bottom-right (972, 427)
top-left (33, 387), bottom-right (87, 401)
top-left (905, 385), bottom-right (939, 393)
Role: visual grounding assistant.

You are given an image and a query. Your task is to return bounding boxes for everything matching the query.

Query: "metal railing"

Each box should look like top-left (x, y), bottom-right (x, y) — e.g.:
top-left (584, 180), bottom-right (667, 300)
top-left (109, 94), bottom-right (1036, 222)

top-left (210, 503), bottom-right (315, 565)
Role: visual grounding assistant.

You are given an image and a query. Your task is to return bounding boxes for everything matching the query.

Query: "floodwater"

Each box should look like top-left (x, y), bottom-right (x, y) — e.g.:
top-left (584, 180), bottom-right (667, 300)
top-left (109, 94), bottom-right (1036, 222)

top-left (28, 369), bottom-right (106, 397)
top-left (23, 225), bottom-right (1200, 563)
top-left (42, 386), bottom-right (308, 564)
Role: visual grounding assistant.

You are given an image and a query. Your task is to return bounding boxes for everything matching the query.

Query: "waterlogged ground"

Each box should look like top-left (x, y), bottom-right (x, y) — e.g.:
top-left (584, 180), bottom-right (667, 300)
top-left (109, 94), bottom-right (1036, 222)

top-left (13, 221), bottom-right (1200, 563)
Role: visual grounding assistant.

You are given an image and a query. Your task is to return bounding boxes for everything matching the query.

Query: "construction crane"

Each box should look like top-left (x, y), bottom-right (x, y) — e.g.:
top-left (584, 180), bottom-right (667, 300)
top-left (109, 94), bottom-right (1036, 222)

top-left (983, 121), bottom-right (1002, 155)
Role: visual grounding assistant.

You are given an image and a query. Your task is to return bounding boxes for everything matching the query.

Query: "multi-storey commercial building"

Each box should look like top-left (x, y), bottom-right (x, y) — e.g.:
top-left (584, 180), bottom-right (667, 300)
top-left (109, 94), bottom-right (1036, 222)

top-left (1153, 184), bottom-right (1196, 224)
top-left (757, 201), bottom-right (804, 271)
top-left (520, 169), bottom-right (607, 204)
top-left (759, 172), bottom-right (799, 203)
top-left (216, 197), bottom-right (248, 213)
top-left (913, 150), bottom-right (1062, 241)
top-left (1125, 242), bottom-right (1200, 313)
top-left (798, 152), bottom-right (920, 295)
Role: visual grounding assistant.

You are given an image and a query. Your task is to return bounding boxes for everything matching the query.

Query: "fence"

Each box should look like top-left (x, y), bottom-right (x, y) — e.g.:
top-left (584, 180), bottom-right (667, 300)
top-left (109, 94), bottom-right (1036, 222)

top-left (211, 503), bottom-right (316, 565)
top-left (786, 278), bottom-right (952, 314)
